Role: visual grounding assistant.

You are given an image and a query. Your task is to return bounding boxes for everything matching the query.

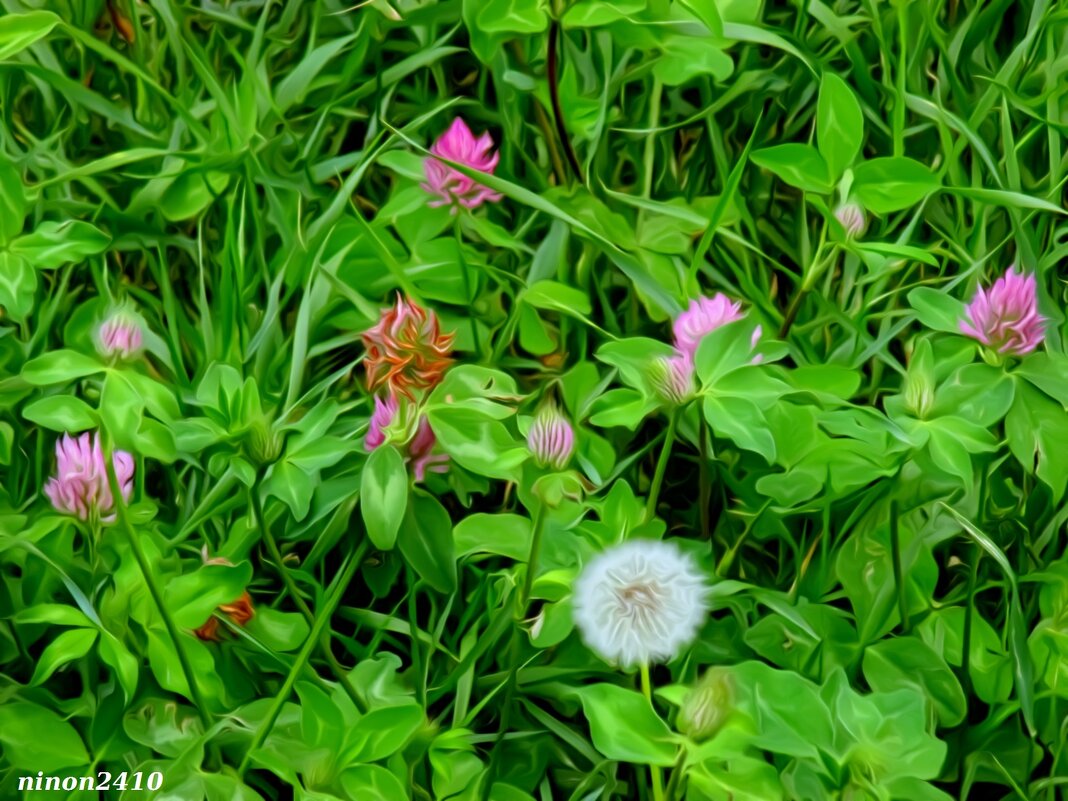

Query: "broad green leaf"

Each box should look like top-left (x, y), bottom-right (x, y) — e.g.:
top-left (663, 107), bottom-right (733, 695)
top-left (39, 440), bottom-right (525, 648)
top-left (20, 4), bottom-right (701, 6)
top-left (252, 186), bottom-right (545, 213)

top-left (862, 637), bottom-right (967, 727)
top-left (22, 350), bottom-right (105, 385)
top-left (361, 445), bottom-right (409, 550)
top-left (344, 705), bottom-right (425, 763)
top-left (0, 701), bottom-right (90, 771)
top-left (22, 395), bottom-right (98, 432)
top-left (454, 513), bottom-right (532, 560)
top-left (340, 765), bottom-right (410, 801)
top-left (0, 251), bottom-right (36, 321)
top-left (653, 36), bottom-right (733, 85)
top-left (817, 72), bottom-right (864, 179)
top-left (10, 221), bottom-right (111, 267)
top-left (852, 157), bottom-right (939, 213)
top-left (573, 683), bottom-right (678, 766)
top-left (398, 491), bottom-right (456, 594)
top-left (0, 11), bottom-right (60, 62)
top-left (751, 144), bottom-right (832, 194)
top-left (523, 280), bottom-right (592, 317)
top-left (907, 287), bottom-right (966, 334)
top-left (163, 561), bottom-right (253, 630)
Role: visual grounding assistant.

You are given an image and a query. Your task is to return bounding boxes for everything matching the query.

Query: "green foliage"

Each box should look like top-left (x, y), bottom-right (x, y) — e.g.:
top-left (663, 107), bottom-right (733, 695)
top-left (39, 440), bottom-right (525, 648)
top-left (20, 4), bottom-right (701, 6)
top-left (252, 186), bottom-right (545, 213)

top-left (1, 1), bottom-right (1066, 800)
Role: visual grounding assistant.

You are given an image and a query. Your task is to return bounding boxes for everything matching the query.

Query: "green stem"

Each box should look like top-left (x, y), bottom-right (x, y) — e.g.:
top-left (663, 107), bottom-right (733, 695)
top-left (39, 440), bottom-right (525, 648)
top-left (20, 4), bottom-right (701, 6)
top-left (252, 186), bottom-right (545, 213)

top-left (642, 76), bottom-right (663, 200)
top-left (102, 445), bottom-right (211, 731)
top-left (454, 216), bottom-right (481, 356)
top-left (698, 414), bottom-right (711, 546)
top-left (519, 503), bottom-right (547, 617)
top-left (889, 500), bottom-right (909, 633)
top-left (252, 482), bottom-right (367, 713)
top-left (640, 664), bottom-right (666, 801)
top-left (663, 752), bottom-right (688, 801)
top-left (238, 538), bottom-right (368, 777)
top-left (646, 410), bottom-right (679, 521)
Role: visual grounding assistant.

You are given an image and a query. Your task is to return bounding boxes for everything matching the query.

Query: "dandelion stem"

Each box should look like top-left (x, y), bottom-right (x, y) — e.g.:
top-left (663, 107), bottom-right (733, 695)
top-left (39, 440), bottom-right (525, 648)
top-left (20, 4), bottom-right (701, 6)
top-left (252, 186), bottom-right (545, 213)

top-left (698, 414), bottom-right (711, 546)
top-left (640, 664), bottom-right (666, 801)
top-left (646, 410), bottom-right (679, 521)
top-left (519, 503), bottom-right (547, 616)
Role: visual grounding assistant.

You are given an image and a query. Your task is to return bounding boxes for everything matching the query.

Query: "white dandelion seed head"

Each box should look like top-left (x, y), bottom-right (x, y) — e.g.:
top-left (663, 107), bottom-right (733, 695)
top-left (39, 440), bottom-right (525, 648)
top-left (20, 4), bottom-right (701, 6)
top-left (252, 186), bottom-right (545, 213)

top-left (572, 539), bottom-right (710, 668)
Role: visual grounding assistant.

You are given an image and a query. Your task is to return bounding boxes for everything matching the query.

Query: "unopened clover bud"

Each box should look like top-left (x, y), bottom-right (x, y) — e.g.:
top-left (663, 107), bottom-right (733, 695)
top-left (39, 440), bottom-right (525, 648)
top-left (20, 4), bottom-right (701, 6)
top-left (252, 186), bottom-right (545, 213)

top-left (247, 415), bottom-right (284, 466)
top-left (677, 667), bottom-right (733, 742)
top-left (834, 202), bottom-right (867, 238)
top-left (97, 308), bottom-right (144, 360)
top-left (904, 339), bottom-right (935, 419)
top-left (527, 403), bottom-right (575, 470)
top-left (649, 352), bottom-right (695, 406)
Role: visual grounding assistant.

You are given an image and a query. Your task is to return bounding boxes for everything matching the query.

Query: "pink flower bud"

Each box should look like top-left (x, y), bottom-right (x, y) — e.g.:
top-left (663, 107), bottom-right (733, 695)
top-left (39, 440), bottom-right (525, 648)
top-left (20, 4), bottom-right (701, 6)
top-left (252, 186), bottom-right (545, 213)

top-left (409, 416), bottom-right (449, 481)
top-left (97, 310), bottom-right (143, 360)
top-left (959, 267), bottom-right (1045, 356)
top-left (527, 404), bottom-right (575, 470)
top-left (650, 352), bottom-right (695, 405)
top-left (365, 394), bottom-right (399, 451)
top-left (421, 117), bottom-right (504, 211)
top-left (834, 202), bottom-right (867, 238)
top-left (44, 432), bottom-right (134, 523)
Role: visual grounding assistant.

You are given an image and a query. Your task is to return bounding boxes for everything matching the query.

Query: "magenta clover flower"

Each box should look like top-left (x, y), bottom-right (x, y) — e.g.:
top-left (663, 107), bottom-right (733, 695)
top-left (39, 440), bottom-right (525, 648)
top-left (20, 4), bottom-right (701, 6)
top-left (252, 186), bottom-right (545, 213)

top-left (421, 117), bottom-right (504, 211)
top-left (44, 432), bottom-right (134, 523)
top-left (959, 267), bottom-right (1044, 357)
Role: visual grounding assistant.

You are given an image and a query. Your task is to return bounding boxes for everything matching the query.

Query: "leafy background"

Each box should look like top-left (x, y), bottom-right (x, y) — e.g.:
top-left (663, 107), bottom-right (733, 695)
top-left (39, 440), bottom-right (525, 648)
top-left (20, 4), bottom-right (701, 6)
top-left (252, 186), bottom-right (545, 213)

top-left (1, 0), bottom-right (1067, 799)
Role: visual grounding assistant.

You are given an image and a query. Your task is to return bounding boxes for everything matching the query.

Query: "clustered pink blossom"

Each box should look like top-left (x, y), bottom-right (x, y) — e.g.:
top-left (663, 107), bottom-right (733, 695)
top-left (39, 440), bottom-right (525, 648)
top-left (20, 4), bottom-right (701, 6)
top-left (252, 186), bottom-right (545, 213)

top-left (97, 310), bottom-right (143, 360)
top-left (44, 432), bottom-right (134, 523)
top-left (362, 295), bottom-right (454, 400)
top-left (527, 404), bottom-right (575, 470)
top-left (365, 397), bottom-right (448, 482)
top-left (672, 294), bottom-right (747, 361)
top-left (960, 267), bottom-right (1045, 356)
top-left (421, 117), bottom-right (503, 211)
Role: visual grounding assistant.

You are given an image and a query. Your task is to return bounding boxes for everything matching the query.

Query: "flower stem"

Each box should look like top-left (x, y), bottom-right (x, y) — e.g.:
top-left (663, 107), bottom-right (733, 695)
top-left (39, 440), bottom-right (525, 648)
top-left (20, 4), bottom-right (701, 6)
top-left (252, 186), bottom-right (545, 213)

top-left (519, 503), bottom-right (547, 617)
top-left (889, 500), bottom-right (910, 633)
top-left (238, 538), bottom-right (368, 778)
top-left (102, 445), bottom-right (211, 731)
top-left (454, 216), bottom-right (481, 356)
top-left (252, 481), bottom-right (367, 713)
top-left (663, 752), bottom-right (687, 801)
top-left (640, 664), bottom-right (666, 801)
top-left (547, 18), bottom-right (583, 183)
top-left (646, 410), bottom-right (679, 521)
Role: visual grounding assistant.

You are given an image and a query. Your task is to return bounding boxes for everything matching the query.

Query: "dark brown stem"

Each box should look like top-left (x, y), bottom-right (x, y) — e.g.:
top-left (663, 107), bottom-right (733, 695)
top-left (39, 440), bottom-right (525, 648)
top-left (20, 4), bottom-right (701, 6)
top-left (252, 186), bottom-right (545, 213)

top-left (508, 40), bottom-right (568, 186)
top-left (547, 20), bottom-right (584, 183)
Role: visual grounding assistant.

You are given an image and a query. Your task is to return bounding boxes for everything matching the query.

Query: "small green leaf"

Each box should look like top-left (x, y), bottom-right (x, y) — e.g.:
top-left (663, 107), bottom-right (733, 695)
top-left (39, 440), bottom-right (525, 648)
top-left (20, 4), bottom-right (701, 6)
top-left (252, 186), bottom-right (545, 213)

top-left (907, 287), bottom-right (966, 334)
top-left (852, 157), bottom-right (939, 213)
top-left (22, 350), bottom-right (105, 385)
top-left (30, 628), bottom-right (98, 686)
top-left (23, 395), bottom-right (98, 432)
top-left (0, 158), bottom-right (27, 244)
top-left (0, 251), bottom-right (36, 321)
top-left (361, 445), bottom-right (409, 550)
top-left (398, 490), bottom-right (456, 594)
top-left (10, 221), bottom-right (110, 267)
top-left (0, 10), bottom-right (60, 62)
top-left (751, 144), bottom-right (832, 194)
top-left (523, 280), bottom-right (592, 316)
top-left (817, 72), bottom-right (864, 180)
